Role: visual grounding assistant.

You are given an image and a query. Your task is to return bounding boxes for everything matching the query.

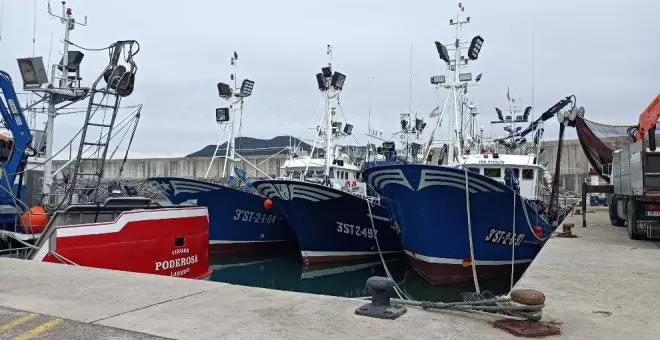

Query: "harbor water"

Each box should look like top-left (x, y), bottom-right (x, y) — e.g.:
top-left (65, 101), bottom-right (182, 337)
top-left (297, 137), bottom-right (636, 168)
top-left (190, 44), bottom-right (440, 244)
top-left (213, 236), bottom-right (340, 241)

top-left (209, 255), bottom-right (513, 302)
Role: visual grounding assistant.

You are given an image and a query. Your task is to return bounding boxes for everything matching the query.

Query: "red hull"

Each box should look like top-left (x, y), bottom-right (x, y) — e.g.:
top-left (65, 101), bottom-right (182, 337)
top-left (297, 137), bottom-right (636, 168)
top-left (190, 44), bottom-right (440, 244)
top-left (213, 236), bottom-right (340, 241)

top-left (408, 255), bottom-right (531, 285)
top-left (34, 207), bottom-right (212, 280)
top-left (209, 240), bottom-right (297, 256)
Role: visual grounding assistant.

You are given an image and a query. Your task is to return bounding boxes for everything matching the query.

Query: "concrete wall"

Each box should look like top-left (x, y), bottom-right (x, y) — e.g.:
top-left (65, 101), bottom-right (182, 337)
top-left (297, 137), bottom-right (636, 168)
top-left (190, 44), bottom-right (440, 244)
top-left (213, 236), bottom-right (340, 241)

top-left (52, 154), bottom-right (289, 181)
top-left (51, 136), bottom-right (631, 194)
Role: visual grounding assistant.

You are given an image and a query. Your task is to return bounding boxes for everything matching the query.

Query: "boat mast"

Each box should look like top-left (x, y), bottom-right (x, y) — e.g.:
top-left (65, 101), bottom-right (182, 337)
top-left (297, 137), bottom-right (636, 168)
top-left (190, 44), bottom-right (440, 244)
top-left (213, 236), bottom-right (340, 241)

top-left (222, 52), bottom-right (240, 179)
top-left (42, 0), bottom-right (87, 196)
top-left (425, 2), bottom-right (483, 165)
top-left (323, 45), bottom-right (333, 178)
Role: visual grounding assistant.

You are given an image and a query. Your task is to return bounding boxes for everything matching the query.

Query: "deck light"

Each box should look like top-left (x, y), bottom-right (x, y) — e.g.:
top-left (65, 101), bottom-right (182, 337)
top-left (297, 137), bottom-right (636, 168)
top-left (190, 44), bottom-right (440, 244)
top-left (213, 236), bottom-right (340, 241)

top-left (459, 73), bottom-right (472, 82)
top-left (430, 75), bottom-right (445, 85)
top-left (16, 57), bottom-right (49, 86)
top-left (215, 107), bottom-right (230, 123)
top-left (467, 35), bottom-right (484, 60)
top-left (316, 73), bottom-right (327, 91)
top-left (495, 107), bottom-right (503, 121)
top-left (322, 66), bottom-right (332, 78)
top-left (217, 82), bottom-right (232, 98)
top-left (415, 118), bottom-right (426, 132)
top-left (343, 124), bottom-right (353, 135)
top-left (237, 79), bottom-right (254, 97)
top-left (57, 51), bottom-right (84, 72)
top-left (434, 41), bottom-right (451, 65)
top-left (331, 72), bottom-right (346, 90)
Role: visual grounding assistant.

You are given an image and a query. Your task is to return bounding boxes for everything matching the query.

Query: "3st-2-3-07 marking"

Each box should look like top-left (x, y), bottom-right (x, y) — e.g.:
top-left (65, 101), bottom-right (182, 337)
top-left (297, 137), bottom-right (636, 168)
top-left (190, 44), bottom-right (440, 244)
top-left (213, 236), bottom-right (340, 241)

top-left (336, 222), bottom-right (378, 239)
top-left (484, 227), bottom-right (525, 247)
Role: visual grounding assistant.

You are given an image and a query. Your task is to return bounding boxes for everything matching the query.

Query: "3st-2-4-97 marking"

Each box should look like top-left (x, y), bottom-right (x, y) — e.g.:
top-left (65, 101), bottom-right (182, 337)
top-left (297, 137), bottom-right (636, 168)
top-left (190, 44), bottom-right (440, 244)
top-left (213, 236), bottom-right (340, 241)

top-left (484, 227), bottom-right (524, 247)
top-left (336, 222), bottom-right (378, 239)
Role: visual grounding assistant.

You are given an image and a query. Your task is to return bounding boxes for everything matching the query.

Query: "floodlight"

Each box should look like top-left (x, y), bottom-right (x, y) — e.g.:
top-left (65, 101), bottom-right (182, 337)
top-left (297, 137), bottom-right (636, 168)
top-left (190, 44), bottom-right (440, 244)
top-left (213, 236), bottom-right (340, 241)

top-left (467, 35), bottom-right (484, 60)
top-left (332, 121), bottom-right (343, 133)
top-left (322, 66), bottom-right (332, 78)
top-left (434, 41), bottom-right (450, 65)
top-left (16, 57), bottom-right (49, 86)
top-left (459, 73), bottom-right (472, 82)
top-left (316, 73), bottom-right (327, 91)
top-left (216, 107), bottom-right (230, 123)
top-left (217, 82), bottom-right (232, 98)
top-left (238, 79), bottom-right (254, 97)
top-left (430, 75), bottom-right (445, 84)
top-left (343, 124), bottom-right (353, 135)
top-left (415, 118), bottom-right (426, 132)
top-left (400, 119), bottom-right (408, 131)
top-left (475, 73), bottom-right (482, 82)
top-left (57, 51), bottom-right (84, 72)
top-left (495, 107), bottom-right (503, 121)
top-left (522, 106), bottom-right (531, 121)
top-left (411, 142), bottom-right (422, 155)
top-left (331, 72), bottom-right (346, 90)
top-left (382, 141), bottom-right (396, 152)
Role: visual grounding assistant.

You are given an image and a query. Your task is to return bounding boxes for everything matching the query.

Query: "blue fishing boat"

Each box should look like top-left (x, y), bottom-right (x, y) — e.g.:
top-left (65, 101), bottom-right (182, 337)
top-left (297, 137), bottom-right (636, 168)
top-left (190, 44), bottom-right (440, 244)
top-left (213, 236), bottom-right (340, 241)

top-left (362, 3), bottom-right (574, 285)
top-left (253, 45), bottom-right (402, 265)
top-left (148, 51), bottom-right (295, 255)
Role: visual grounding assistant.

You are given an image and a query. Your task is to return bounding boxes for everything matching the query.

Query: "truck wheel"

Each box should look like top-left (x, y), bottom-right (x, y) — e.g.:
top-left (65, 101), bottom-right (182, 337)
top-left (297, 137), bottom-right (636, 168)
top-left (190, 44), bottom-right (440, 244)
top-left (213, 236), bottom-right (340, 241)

top-left (627, 200), bottom-right (643, 240)
top-left (609, 195), bottom-right (625, 227)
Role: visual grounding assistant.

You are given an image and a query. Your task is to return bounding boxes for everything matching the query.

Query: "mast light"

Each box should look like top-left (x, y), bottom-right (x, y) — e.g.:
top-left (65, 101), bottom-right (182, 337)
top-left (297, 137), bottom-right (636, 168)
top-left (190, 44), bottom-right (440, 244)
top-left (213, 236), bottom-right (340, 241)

top-left (430, 75), bottom-right (445, 84)
top-left (16, 57), bottom-right (49, 86)
top-left (237, 79), bottom-right (254, 97)
top-left (215, 108), bottom-right (230, 123)
top-left (331, 72), bottom-right (346, 90)
top-left (316, 73), bottom-right (327, 91)
top-left (459, 73), bottom-right (472, 82)
top-left (467, 35), bottom-right (484, 60)
top-left (434, 41), bottom-right (450, 65)
top-left (217, 82), bottom-right (232, 98)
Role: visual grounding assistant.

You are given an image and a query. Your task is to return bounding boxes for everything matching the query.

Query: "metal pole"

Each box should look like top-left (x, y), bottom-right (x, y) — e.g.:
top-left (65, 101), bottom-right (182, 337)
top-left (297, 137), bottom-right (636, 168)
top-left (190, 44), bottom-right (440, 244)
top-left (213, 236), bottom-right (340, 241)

top-left (42, 100), bottom-right (55, 195)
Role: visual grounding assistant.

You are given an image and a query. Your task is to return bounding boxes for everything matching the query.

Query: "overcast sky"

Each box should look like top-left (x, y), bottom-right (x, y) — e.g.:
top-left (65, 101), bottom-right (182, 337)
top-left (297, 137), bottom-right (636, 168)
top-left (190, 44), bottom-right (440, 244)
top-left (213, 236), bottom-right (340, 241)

top-left (0, 0), bottom-right (658, 159)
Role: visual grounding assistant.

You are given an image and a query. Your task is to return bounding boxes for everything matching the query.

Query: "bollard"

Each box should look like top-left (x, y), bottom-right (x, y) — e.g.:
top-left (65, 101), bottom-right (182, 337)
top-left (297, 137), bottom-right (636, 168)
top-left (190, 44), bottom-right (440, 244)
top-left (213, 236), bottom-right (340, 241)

top-left (355, 276), bottom-right (407, 319)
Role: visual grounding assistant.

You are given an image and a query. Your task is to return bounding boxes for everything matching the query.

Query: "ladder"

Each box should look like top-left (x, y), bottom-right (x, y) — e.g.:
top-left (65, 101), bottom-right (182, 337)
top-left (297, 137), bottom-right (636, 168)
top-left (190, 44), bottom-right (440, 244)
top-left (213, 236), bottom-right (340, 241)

top-left (64, 40), bottom-right (139, 205)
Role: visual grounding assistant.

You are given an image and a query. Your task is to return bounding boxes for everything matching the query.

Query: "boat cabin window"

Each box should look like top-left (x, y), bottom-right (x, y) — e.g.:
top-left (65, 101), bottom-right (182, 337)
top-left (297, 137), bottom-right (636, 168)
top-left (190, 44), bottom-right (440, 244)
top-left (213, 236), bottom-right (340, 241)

top-left (483, 168), bottom-right (501, 178)
top-left (522, 169), bottom-right (534, 180)
top-left (505, 168), bottom-right (520, 178)
top-left (468, 167), bottom-right (480, 174)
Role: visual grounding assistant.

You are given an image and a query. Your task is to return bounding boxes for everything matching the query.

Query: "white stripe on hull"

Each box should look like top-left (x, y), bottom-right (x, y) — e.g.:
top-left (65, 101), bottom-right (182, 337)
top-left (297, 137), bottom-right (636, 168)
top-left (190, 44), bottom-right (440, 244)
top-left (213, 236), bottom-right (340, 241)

top-left (209, 239), bottom-right (289, 244)
top-left (404, 250), bottom-right (532, 265)
top-left (302, 250), bottom-right (401, 258)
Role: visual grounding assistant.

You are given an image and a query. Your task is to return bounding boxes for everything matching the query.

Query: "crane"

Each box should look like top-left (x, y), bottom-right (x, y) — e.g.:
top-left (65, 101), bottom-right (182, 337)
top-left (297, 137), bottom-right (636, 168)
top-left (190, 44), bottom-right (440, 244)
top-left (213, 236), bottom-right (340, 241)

top-left (634, 94), bottom-right (660, 148)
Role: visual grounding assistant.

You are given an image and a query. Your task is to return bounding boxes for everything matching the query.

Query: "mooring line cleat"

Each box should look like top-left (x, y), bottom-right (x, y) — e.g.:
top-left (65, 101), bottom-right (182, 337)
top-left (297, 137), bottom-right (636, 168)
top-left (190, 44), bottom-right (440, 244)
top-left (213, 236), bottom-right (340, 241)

top-left (355, 276), bottom-right (407, 320)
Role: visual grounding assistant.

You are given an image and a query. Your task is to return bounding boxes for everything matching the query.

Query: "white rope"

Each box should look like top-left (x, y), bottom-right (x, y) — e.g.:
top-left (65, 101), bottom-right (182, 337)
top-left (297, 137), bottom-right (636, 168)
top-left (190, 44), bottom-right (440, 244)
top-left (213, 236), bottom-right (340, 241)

top-left (50, 250), bottom-right (79, 266)
top-left (463, 167), bottom-right (480, 293)
top-left (364, 196), bottom-right (411, 300)
top-left (510, 182), bottom-right (516, 292)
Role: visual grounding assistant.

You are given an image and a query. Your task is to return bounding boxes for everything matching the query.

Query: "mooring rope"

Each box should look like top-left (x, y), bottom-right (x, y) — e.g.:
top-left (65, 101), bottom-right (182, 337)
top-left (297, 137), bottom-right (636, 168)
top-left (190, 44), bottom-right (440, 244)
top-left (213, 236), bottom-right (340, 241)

top-left (510, 185), bottom-right (516, 292)
top-left (463, 167), bottom-right (481, 294)
top-left (364, 196), bottom-right (411, 300)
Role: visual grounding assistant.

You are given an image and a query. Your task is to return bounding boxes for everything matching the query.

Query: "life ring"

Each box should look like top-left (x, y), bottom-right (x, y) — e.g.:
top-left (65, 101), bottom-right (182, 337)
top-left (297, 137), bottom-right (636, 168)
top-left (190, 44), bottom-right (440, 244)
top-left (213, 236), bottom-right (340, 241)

top-left (344, 181), bottom-right (350, 188)
top-left (351, 181), bottom-right (357, 188)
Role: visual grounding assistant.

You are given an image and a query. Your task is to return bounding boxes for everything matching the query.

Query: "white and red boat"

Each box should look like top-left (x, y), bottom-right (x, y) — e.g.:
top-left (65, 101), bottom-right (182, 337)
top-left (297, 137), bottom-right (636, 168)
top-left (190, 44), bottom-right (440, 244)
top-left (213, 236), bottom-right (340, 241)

top-left (27, 198), bottom-right (213, 280)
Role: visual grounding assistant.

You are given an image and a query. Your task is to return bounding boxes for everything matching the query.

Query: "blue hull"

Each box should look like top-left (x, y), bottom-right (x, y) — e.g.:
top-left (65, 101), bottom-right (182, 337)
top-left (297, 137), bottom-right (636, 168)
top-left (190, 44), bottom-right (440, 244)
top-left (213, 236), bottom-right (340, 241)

top-left (148, 177), bottom-right (296, 255)
top-left (253, 179), bottom-right (402, 265)
top-left (361, 164), bottom-right (552, 285)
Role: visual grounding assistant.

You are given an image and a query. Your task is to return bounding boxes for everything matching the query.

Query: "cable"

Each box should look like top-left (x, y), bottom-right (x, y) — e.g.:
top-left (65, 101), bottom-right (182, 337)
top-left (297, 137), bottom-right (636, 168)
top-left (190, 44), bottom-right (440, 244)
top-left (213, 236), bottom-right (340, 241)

top-left (63, 39), bottom-right (113, 52)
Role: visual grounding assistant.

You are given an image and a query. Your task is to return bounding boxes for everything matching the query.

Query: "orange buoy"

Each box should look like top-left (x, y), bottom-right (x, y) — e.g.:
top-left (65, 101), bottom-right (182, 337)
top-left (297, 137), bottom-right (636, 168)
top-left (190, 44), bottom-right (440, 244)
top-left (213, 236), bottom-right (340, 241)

top-left (263, 198), bottom-right (273, 210)
top-left (20, 206), bottom-right (48, 234)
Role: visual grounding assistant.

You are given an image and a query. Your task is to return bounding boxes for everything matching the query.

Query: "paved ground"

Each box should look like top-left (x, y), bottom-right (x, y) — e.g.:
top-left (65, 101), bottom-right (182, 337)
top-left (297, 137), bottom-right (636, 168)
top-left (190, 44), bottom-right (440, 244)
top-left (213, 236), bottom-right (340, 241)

top-left (0, 206), bottom-right (657, 339)
top-left (0, 306), bottom-right (164, 339)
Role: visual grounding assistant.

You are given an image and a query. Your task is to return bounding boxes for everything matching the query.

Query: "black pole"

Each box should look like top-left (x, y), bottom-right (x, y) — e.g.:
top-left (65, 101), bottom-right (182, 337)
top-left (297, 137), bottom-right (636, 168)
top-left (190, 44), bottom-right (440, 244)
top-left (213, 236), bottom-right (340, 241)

top-left (649, 125), bottom-right (656, 151)
top-left (582, 181), bottom-right (587, 228)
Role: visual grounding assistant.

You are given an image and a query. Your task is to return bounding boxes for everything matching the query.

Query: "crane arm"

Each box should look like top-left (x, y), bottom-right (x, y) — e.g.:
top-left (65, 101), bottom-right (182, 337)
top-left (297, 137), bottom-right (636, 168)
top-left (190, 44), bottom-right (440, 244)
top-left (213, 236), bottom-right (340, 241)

top-left (635, 94), bottom-right (660, 141)
top-left (0, 70), bottom-right (33, 200)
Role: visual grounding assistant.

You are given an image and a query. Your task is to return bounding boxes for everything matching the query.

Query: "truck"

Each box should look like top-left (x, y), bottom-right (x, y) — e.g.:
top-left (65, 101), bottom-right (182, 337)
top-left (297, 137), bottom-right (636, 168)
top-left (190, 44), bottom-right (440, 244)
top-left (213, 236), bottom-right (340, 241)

top-left (608, 94), bottom-right (660, 239)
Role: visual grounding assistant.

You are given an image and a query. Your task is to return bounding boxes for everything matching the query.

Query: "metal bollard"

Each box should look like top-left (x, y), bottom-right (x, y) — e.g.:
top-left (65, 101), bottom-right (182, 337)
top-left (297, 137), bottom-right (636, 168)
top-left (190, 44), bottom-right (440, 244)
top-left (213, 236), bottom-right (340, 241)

top-left (355, 276), bottom-right (407, 319)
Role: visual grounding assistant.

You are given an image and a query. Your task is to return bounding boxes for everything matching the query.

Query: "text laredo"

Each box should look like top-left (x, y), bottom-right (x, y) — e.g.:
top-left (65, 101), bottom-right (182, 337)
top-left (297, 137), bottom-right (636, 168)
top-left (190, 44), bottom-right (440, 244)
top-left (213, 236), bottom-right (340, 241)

top-left (233, 209), bottom-right (277, 224)
top-left (155, 255), bottom-right (198, 271)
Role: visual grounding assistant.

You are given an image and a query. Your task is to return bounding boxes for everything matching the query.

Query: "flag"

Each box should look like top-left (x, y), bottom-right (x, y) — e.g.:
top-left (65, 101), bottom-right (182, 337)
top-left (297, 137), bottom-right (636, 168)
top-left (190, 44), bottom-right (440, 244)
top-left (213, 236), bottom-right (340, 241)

top-left (506, 86), bottom-right (510, 101)
top-left (234, 167), bottom-right (248, 182)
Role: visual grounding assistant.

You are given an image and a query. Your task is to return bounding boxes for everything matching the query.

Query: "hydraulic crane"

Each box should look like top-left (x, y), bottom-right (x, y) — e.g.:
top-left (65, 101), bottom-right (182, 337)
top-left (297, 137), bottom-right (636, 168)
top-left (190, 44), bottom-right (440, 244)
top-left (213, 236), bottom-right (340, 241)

top-left (0, 70), bottom-right (36, 230)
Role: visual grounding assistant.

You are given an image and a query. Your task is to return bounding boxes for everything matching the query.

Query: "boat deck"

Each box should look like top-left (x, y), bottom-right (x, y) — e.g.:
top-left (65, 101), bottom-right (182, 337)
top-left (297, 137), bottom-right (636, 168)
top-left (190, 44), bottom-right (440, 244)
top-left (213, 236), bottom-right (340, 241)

top-left (0, 206), bottom-right (658, 339)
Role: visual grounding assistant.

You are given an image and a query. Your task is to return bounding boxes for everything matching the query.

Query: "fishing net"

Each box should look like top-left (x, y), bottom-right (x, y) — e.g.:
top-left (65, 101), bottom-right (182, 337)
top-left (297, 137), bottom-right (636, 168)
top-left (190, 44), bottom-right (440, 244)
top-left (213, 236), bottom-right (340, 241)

top-left (574, 115), bottom-right (645, 182)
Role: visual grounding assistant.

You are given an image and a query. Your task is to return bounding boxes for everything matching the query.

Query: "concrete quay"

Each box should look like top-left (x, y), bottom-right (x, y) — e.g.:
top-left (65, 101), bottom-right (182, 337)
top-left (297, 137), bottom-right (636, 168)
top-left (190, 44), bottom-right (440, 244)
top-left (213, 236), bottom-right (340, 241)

top-left (0, 206), bottom-right (658, 339)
